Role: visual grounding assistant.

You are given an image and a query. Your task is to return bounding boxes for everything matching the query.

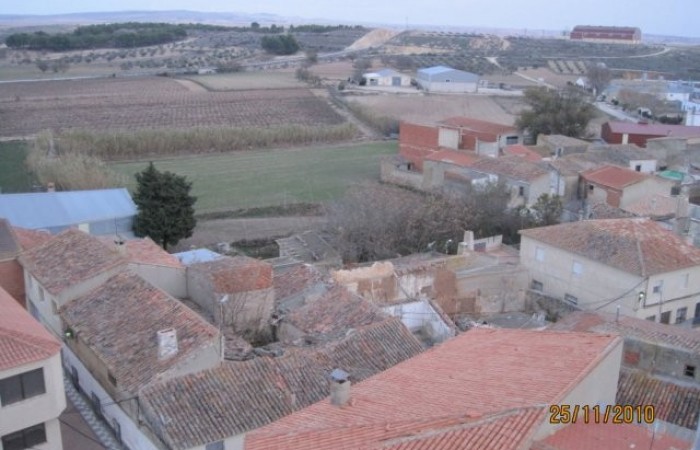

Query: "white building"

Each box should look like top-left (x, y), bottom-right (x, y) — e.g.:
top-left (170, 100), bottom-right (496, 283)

top-left (416, 66), bottom-right (479, 93)
top-left (0, 286), bottom-right (65, 450)
top-left (520, 218), bottom-right (700, 324)
top-left (362, 68), bottom-right (411, 87)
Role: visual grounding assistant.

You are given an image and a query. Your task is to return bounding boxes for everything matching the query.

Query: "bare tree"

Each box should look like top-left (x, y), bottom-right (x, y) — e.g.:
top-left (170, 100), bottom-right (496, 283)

top-left (586, 64), bottom-right (613, 96)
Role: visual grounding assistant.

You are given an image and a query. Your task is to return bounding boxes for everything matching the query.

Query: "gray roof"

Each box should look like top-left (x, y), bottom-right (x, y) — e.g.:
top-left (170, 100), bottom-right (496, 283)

top-left (417, 66), bottom-right (479, 83)
top-left (174, 248), bottom-right (223, 265)
top-left (418, 65), bottom-right (454, 75)
top-left (0, 188), bottom-right (136, 230)
top-left (364, 68), bottom-right (402, 78)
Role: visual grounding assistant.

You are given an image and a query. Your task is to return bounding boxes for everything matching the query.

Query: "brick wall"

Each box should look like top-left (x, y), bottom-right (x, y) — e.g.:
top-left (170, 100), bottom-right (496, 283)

top-left (399, 122), bottom-right (439, 170)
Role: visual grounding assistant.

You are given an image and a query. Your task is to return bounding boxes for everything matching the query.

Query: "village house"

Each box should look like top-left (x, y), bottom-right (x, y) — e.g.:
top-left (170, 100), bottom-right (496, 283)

top-left (60, 271), bottom-right (221, 450)
top-left (502, 144), bottom-right (544, 162)
top-left (0, 285), bottom-right (65, 450)
top-left (0, 220), bottom-right (51, 306)
top-left (602, 121), bottom-right (700, 148)
top-left (0, 188), bottom-right (137, 236)
top-left (415, 66), bottom-right (479, 93)
top-left (244, 328), bottom-right (626, 449)
top-left (520, 218), bottom-right (700, 324)
top-left (581, 164), bottom-right (674, 209)
top-left (583, 143), bottom-right (658, 173)
top-left (469, 155), bottom-right (550, 207)
top-left (536, 134), bottom-right (589, 157)
top-left (361, 68), bottom-right (411, 87)
top-left (551, 311), bottom-right (700, 441)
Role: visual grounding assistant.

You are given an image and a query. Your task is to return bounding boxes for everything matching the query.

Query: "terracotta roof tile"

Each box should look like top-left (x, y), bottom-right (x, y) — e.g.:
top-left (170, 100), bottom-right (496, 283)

top-left (622, 194), bottom-right (685, 219)
top-left (273, 264), bottom-right (326, 303)
top-left (616, 369), bottom-right (700, 430)
top-left (535, 422), bottom-right (691, 450)
top-left (471, 155), bottom-right (549, 182)
top-left (587, 203), bottom-right (635, 219)
top-left (550, 311), bottom-right (700, 353)
top-left (97, 236), bottom-right (183, 268)
top-left (503, 145), bottom-right (543, 162)
top-left (424, 149), bottom-right (483, 167)
top-left (12, 226), bottom-right (52, 251)
top-left (140, 317), bottom-right (423, 449)
top-left (0, 218), bottom-right (20, 261)
top-left (189, 256), bottom-right (273, 293)
top-left (283, 285), bottom-right (386, 339)
top-left (0, 285), bottom-right (60, 371)
top-left (61, 271), bottom-right (219, 394)
top-left (246, 329), bottom-right (621, 450)
top-left (520, 218), bottom-right (700, 277)
top-left (582, 164), bottom-right (649, 190)
top-left (19, 229), bottom-right (127, 295)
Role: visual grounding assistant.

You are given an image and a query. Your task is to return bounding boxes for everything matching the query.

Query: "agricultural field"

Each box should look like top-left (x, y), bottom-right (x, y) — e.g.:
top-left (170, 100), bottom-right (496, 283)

top-left (184, 71), bottom-right (304, 90)
top-left (0, 76), bottom-right (347, 137)
top-left (111, 142), bottom-right (397, 213)
top-left (0, 141), bottom-right (36, 193)
top-left (346, 94), bottom-right (524, 126)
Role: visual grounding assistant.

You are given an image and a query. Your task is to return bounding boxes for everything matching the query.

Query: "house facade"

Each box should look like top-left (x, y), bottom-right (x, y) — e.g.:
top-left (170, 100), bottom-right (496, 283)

top-left (361, 68), bottom-right (411, 87)
top-left (520, 218), bottom-right (700, 324)
top-left (581, 165), bottom-right (673, 209)
top-left (602, 121), bottom-right (700, 147)
top-left (0, 286), bottom-right (65, 450)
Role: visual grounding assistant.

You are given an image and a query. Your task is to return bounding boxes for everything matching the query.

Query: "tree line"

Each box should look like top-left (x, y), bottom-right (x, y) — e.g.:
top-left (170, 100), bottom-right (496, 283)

top-left (5, 22), bottom-right (192, 51)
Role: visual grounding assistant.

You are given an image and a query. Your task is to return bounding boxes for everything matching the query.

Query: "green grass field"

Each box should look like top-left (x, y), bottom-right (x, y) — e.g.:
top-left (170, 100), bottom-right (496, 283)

top-left (0, 141), bottom-right (36, 193)
top-left (111, 142), bottom-right (397, 213)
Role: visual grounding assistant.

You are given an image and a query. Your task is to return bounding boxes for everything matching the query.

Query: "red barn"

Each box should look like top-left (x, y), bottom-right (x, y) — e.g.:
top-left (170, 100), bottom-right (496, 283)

top-left (570, 25), bottom-right (641, 44)
top-left (602, 121), bottom-right (700, 147)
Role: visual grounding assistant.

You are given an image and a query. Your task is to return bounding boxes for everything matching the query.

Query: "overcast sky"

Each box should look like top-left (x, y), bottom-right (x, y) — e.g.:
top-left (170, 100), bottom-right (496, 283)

top-left (3, 0), bottom-right (698, 37)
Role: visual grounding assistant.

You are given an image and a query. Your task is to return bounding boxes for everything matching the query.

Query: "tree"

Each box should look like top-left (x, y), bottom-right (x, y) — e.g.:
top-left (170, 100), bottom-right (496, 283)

top-left (36, 59), bottom-right (49, 73)
top-left (530, 194), bottom-right (563, 226)
top-left (516, 86), bottom-right (596, 140)
top-left (586, 64), bottom-right (613, 96)
top-left (133, 162), bottom-right (197, 250)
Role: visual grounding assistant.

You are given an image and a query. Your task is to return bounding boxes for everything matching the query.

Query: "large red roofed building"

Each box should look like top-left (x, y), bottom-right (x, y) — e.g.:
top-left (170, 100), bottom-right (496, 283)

top-left (602, 121), bottom-right (700, 147)
top-left (570, 25), bottom-right (641, 44)
top-left (245, 328), bottom-right (624, 450)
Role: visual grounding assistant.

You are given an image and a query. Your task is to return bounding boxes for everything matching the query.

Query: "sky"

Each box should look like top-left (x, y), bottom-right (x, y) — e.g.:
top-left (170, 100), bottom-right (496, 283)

top-left (2, 0), bottom-right (699, 38)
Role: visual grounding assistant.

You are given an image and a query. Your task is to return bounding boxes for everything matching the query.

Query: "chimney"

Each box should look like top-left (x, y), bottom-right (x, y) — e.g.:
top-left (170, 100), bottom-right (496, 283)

top-left (462, 230), bottom-right (475, 252)
top-left (329, 368), bottom-right (351, 407)
top-left (114, 236), bottom-right (127, 255)
top-left (157, 328), bottom-right (178, 360)
top-left (47, 182), bottom-right (55, 193)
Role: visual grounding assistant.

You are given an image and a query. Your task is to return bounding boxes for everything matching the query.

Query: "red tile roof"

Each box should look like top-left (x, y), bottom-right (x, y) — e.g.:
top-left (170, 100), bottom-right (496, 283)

top-left (503, 145), bottom-right (543, 162)
top-left (520, 218), bottom-right (700, 277)
top-left (535, 422), bottom-right (691, 450)
top-left (97, 236), bottom-right (183, 269)
top-left (0, 285), bottom-right (60, 371)
top-left (189, 256), bottom-right (273, 293)
top-left (19, 229), bottom-right (127, 296)
top-left (61, 271), bottom-right (219, 393)
top-left (550, 311), bottom-right (700, 353)
top-left (622, 194), bottom-right (685, 219)
top-left (140, 317), bottom-right (423, 450)
top-left (582, 164), bottom-right (649, 190)
top-left (424, 149), bottom-right (483, 167)
top-left (606, 121), bottom-right (700, 138)
top-left (617, 369), bottom-right (700, 430)
top-left (273, 264), bottom-right (326, 303)
top-left (471, 155), bottom-right (549, 182)
top-left (439, 117), bottom-right (516, 135)
top-left (246, 329), bottom-right (621, 450)
top-left (12, 226), bottom-right (52, 251)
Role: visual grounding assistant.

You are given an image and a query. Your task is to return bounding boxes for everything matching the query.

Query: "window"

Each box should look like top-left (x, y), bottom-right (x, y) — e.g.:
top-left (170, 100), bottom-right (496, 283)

top-left (535, 247), bottom-right (545, 262)
top-left (2, 423), bottom-right (47, 450)
top-left (572, 261), bottom-right (583, 276)
top-left (112, 420), bottom-right (122, 444)
top-left (660, 311), bottom-right (671, 324)
top-left (108, 371), bottom-right (117, 386)
top-left (646, 315), bottom-right (656, 322)
top-left (564, 294), bottom-right (578, 305)
top-left (518, 186), bottom-right (525, 197)
top-left (505, 136), bottom-right (518, 145)
top-left (653, 280), bottom-right (664, 294)
top-left (0, 369), bottom-right (46, 406)
top-left (685, 365), bottom-right (696, 378)
top-left (531, 280), bottom-right (543, 291)
top-left (676, 307), bottom-right (688, 324)
top-left (682, 273), bottom-right (689, 289)
top-left (589, 184), bottom-right (594, 191)
top-left (206, 441), bottom-right (225, 450)
top-left (635, 164), bottom-right (642, 172)
top-left (51, 300), bottom-right (58, 314)
top-left (91, 393), bottom-right (103, 419)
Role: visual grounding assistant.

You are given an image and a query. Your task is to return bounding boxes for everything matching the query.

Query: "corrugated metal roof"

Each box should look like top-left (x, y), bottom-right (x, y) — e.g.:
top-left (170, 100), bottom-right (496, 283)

top-left (418, 65), bottom-right (454, 75)
top-left (174, 248), bottom-right (223, 265)
top-left (0, 188), bottom-right (136, 230)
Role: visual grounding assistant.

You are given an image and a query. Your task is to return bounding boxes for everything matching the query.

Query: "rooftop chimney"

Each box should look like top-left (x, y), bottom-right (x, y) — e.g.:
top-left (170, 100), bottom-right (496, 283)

top-left (157, 328), bottom-right (178, 360)
top-left (329, 368), bottom-right (351, 407)
top-left (114, 236), bottom-right (127, 255)
top-left (47, 182), bottom-right (55, 193)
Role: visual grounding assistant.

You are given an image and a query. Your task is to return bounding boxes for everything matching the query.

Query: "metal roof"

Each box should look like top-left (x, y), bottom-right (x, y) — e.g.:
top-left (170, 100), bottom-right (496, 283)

top-left (173, 248), bottom-right (223, 266)
top-left (418, 65), bottom-right (454, 75)
top-left (0, 188), bottom-right (136, 230)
